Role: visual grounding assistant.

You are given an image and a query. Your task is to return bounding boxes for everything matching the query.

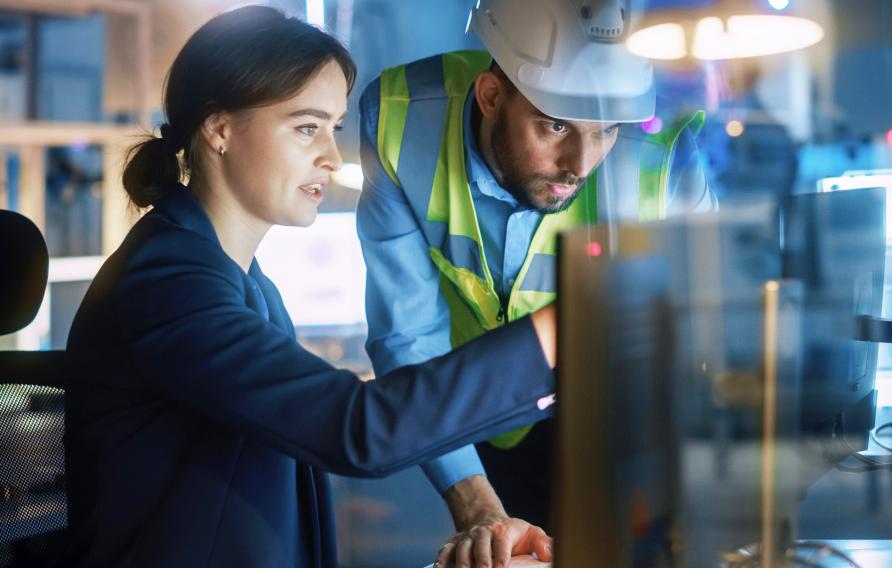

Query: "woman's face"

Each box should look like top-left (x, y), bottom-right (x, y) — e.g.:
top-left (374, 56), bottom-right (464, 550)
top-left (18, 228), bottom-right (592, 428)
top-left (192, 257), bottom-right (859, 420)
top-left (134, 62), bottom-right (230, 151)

top-left (220, 60), bottom-right (347, 228)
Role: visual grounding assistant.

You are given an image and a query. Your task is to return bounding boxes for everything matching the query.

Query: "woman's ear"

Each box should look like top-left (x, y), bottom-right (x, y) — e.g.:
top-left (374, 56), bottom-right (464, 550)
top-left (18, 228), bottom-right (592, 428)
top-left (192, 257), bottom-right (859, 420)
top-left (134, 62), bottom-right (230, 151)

top-left (199, 111), bottom-right (232, 156)
top-left (474, 71), bottom-right (510, 120)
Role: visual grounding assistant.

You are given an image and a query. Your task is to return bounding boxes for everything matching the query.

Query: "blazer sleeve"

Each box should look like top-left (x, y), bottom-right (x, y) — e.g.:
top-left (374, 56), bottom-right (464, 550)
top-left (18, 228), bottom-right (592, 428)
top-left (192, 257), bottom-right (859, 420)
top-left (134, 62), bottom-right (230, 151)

top-left (113, 225), bottom-right (554, 478)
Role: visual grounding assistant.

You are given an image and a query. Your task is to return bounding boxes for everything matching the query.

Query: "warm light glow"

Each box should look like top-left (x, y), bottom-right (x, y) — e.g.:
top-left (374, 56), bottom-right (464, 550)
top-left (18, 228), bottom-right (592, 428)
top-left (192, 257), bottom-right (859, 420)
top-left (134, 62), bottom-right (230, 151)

top-left (627, 14), bottom-right (823, 61)
top-left (587, 242), bottom-right (603, 257)
top-left (332, 162), bottom-right (364, 190)
top-left (692, 15), bottom-right (823, 60)
top-left (626, 22), bottom-right (687, 60)
top-left (726, 120), bottom-right (745, 137)
top-left (886, 129), bottom-right (892, 148)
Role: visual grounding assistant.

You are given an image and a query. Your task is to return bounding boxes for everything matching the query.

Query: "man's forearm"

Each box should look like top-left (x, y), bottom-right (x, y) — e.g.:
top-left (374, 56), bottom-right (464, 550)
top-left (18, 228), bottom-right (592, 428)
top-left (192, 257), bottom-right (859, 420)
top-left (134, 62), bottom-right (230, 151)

top-left (443, 474), bottom-right (508, 530)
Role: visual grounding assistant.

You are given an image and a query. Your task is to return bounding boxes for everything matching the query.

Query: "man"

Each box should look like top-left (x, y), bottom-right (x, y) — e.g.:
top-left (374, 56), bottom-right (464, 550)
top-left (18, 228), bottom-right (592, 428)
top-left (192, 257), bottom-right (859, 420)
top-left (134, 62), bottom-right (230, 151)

top-left (357, 0), bottom-right (716, 565)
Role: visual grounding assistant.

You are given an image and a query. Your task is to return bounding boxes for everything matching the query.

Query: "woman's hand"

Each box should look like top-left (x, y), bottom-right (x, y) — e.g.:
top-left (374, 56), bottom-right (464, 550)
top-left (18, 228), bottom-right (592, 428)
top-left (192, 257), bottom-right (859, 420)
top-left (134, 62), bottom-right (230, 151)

top-left (529, 304), bottom-right (556, 368)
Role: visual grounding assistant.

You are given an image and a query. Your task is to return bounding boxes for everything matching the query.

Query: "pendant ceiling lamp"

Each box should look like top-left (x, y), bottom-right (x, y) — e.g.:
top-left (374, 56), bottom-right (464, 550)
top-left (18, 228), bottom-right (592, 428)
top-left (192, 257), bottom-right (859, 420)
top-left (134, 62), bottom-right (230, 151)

top-left (626, 0), bottom-right (824, 61)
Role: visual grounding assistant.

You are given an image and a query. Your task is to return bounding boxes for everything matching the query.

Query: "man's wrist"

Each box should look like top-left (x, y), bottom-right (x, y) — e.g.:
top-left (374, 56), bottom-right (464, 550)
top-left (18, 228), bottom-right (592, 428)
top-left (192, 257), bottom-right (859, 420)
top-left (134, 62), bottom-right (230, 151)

top-left (442, 474), bottom-right (507, 531)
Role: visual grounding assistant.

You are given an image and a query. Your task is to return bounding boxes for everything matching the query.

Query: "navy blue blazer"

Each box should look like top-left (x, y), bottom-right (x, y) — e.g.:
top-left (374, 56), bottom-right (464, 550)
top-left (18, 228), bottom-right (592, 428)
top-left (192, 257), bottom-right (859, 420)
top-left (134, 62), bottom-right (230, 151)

top-left (62, 185), bottom-right (554, 567)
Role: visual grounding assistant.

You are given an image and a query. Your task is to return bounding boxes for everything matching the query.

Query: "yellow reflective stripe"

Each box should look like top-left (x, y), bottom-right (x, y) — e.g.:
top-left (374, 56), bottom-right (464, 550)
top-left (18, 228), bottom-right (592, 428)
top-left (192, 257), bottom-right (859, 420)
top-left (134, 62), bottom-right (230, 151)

top-left (428, 51), bottom-right (499, 321)
top-left (430, 52), bottom-right (491, 237)
top-left (638, 165), bottom-right (664, 221)
top-left (428, 90), bottom-right (466, 224)
top-left (439, 273), bottom-right (491, 347)
top-left (508, 291), bottom-right (556, 322)
top-left (377, 66), bottom-right (410, 186)
top-left (510, 177), bottom-right (598, 313)
top-left (443, 50), bottom-right (492, 96)
top-left (489, 425), bottom-right (534, 450)
top-left (649, 109), bottom-right (705, 146)
top-left (430, 247), bottom-right (501, 331)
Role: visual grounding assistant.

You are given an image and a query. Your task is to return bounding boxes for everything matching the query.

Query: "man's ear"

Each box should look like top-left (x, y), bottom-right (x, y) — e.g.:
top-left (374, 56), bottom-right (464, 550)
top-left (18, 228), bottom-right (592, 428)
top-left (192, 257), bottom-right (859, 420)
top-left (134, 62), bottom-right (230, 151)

top-left (199, 111), bottom-right (233, 155)
top-left (474, 71), bottom-right (511, 120)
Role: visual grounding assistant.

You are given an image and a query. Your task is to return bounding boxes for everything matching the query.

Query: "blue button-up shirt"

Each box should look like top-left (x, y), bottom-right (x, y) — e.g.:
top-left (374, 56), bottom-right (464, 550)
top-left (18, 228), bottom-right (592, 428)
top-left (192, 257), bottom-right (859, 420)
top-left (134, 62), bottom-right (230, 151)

top-left (356, 78), bottom-right (715, 494)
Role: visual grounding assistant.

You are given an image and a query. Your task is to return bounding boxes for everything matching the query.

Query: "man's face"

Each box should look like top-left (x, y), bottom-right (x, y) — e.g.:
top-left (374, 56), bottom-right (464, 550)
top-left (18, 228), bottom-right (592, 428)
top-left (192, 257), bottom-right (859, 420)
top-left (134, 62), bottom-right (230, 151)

top-left (490, 91), bottom-right (620, 213)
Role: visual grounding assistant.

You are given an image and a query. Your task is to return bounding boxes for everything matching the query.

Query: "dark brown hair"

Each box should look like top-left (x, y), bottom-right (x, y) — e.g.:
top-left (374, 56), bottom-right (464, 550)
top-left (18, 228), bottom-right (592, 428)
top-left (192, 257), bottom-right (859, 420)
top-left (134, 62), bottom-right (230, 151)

top-left (122, 5), bottom-right (356, 207)
top-left (490, 61), bottom-right (517, 96)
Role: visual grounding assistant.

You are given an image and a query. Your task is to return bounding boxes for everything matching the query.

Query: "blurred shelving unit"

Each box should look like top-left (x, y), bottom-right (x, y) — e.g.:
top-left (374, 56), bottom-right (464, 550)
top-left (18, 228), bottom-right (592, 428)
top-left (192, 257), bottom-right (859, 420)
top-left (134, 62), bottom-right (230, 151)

top-left (0, 0), bottom-right (151, 256)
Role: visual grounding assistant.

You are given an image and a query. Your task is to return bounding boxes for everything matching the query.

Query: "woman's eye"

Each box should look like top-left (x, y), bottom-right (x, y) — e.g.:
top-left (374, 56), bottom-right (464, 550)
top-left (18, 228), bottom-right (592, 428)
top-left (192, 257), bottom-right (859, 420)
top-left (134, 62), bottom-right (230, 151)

top-left (334, 124), bottom-right (344, 133)
top-left (297, 125), bottom-right (318, 136)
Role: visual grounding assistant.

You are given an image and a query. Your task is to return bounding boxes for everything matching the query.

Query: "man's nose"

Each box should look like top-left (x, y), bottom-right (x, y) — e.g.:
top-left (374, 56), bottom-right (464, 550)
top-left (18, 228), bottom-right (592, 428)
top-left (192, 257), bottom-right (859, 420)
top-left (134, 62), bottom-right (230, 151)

top-left (558, 134), bottom-right (611, 179)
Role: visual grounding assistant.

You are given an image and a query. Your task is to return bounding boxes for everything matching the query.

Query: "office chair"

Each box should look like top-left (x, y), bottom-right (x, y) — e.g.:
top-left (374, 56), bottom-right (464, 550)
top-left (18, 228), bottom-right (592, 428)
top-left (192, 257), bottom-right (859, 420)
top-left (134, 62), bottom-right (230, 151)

top-left (0, 209), bottom-right (67, 567)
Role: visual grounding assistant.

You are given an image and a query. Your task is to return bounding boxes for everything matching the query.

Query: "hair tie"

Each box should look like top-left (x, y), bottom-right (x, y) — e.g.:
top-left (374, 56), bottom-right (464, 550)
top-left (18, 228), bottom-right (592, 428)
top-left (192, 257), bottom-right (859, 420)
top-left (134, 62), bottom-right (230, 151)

top-left (159, 123), bottom-right (180, 153)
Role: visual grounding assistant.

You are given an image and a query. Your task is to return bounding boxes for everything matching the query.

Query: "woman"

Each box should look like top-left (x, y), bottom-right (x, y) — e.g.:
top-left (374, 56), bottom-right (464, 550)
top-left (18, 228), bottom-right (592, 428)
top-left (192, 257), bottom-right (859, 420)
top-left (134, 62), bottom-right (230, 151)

top-left (62, 6), bottom-right (556, 567)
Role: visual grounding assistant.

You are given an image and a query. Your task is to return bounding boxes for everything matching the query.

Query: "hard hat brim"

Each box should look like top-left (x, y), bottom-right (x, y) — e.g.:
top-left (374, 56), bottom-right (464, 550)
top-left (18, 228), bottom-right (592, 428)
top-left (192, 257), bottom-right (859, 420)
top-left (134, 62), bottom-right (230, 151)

top-left (517, 82), bottom-right (656, 123)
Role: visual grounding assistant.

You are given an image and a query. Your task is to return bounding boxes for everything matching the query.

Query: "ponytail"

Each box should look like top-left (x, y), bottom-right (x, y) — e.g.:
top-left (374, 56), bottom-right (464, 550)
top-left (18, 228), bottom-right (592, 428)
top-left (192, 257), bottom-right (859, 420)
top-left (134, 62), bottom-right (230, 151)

top-left (121, 126), bottom-right (182, 208)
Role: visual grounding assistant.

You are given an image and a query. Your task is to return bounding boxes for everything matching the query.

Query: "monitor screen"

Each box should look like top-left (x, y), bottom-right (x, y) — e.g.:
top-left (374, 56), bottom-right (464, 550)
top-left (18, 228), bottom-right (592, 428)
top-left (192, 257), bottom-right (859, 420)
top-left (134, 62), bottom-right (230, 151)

top-left (783, 187), bottom-right (886, 454)
top-left (254, 213), bottom-right (367, 328)
top-left (555, 204), bottom-right (782, 567)
top-left (554, 191), bottom-right (887, 566)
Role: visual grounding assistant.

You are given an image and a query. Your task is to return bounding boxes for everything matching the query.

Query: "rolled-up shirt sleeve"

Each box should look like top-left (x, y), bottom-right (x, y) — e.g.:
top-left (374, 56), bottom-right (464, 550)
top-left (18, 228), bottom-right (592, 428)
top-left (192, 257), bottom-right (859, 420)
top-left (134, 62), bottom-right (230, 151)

top-left (356, 79), bottom-right (486, 493)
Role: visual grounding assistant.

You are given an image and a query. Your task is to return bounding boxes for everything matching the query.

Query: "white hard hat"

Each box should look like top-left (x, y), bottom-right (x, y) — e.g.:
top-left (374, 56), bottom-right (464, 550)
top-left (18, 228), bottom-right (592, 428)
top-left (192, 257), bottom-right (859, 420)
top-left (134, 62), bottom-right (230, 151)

top-left (467, 0), bottom-right (655, 122)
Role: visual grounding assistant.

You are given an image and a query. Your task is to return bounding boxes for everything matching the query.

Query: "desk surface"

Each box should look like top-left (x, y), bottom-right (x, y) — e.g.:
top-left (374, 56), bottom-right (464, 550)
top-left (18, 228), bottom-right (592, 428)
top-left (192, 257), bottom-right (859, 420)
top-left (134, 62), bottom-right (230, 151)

top-left (423, 555), bottom-right (550, 568)
top-left (421, 542), bottom-right (892, 567)
top-left (806, 540), bottom-right (892, 566)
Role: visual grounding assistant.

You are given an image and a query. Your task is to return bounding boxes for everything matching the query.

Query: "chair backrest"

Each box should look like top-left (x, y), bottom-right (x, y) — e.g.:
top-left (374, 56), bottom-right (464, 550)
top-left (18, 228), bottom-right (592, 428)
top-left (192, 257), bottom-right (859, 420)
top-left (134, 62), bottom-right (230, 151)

top-left (0, 209), bottom-right (67, 567)
top-left (0, 209), bottom-right (48, 336)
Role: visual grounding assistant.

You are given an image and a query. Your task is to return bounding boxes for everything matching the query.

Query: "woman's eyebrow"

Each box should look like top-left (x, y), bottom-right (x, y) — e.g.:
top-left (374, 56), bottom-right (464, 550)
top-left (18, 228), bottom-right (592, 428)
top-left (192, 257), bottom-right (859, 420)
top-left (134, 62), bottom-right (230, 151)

top-left (287, 108), bottom-right (347, 121)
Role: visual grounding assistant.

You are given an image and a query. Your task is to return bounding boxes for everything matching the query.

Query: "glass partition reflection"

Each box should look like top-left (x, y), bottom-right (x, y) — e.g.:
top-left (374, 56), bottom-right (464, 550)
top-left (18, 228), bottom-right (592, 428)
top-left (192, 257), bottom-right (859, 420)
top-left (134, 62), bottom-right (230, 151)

top-left (556, 190), bottom-right (890, 566)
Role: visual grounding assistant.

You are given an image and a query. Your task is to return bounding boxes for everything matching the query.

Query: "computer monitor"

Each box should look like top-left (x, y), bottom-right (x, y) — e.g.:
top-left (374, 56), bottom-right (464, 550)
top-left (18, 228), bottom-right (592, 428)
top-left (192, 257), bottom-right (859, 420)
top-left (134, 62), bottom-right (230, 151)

top-left (783, 188), bottom-right (886, 465)
top-left (554, 190), bottom-right (886, 566)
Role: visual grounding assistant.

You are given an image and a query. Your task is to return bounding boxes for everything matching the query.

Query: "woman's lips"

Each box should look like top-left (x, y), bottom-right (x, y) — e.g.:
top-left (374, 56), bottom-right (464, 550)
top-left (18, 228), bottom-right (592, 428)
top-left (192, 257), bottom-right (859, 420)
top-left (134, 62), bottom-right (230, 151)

top-left (298, 182), bottom-right (325, 204)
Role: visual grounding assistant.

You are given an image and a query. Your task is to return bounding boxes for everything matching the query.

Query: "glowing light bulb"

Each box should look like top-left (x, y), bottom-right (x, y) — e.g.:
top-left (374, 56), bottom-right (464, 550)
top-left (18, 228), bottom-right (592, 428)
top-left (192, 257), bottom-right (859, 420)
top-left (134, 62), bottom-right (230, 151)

top-left (628, 13), bottom-right (823, 61)
top-left (693, 15), bottom-right (823, 60)
top-left (626, 23), bottom-right (687, 60)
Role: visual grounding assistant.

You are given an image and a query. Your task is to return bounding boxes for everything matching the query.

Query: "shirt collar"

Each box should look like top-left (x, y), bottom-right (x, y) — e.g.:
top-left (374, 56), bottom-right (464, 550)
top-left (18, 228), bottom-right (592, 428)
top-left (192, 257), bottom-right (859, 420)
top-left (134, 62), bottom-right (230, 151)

top-left (152, 184), bottom-right (221, 245)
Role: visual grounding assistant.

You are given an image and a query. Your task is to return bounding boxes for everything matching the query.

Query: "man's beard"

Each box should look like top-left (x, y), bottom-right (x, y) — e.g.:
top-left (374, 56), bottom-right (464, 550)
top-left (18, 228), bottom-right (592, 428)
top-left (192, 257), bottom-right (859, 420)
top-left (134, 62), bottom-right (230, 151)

top-left (490, 109), bottom-right (586, 214)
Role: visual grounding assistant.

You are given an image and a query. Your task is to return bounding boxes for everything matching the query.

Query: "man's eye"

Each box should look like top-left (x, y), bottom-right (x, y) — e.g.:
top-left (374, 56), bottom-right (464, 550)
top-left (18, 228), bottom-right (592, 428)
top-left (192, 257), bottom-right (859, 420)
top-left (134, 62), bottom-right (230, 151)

top-left (297, 125), bottom-right (318, 136)
top-left (604, 125), bottom-right (618, 135)
top-left (550, 122), bottom-right (567, 133)
top-left (334, 124), bottom-right (344, 133)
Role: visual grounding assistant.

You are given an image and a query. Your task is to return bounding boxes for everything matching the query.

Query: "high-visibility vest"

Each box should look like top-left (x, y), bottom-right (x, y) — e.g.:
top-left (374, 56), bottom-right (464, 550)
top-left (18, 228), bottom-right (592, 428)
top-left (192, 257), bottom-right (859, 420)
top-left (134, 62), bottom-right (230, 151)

top-left (376, 50), bottom-right (705, 448)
